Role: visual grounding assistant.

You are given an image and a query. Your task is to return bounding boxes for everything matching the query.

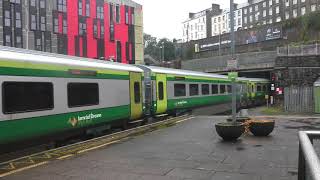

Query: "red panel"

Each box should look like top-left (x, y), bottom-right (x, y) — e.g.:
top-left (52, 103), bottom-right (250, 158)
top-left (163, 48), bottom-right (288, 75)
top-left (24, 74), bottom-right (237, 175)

top-left (86, 0), bottom-right (97, 58)
top-left (67, 0), bottom-right (79, 56)
top-left (104, 3), bottom-right (116, 61)
top-left (114, 5), bottom-right (129, 64)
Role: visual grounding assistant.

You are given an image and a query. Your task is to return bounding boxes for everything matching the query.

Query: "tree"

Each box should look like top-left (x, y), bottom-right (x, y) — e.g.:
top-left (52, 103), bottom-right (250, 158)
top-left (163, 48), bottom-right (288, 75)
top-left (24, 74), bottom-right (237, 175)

top-left (143, 33), bottom-right (176, 61)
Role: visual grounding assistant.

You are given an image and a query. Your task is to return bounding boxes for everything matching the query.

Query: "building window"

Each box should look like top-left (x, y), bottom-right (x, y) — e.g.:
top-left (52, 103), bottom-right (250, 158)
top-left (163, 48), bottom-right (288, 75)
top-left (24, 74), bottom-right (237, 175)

top-left (93, 22), bottom-right (98, 38)
top-left (244, 8), bottom-right (247, 14)
top-left (63, 19), bottom-right (67, 34)
top-left (255, 5), bottom-right (258, 11)
top-left (126, 42), bottom-right (130, 62)
top-left (276, 16), bottom-right (281, 22)
top-left (30, 0), bottom-right (36, 7)
top-left (276, 6), bottom-right (279, 14)
top-left (101, 23), bottom-right (104, 36)
top-left (97, 5), bottom-right (104, 19)
top-left (57, 0), bottom-right (67, 12)
top-left (269, 8), bottom-right (273, 16)
top-left (116, 41), bottom-right (122, 62)
top-left (301, 7), bottom-right (306, 15)
top-left (275, 0), bottom-right (279, 3)
top-left (311, 4), bottom-right (316, 12)
top-left (263, 2), bottom-right (266, 7)
top-left (79, 22), bottom-right (86, 35)
top-left (4, 10), bottom-right (11, 27)
top-left (68, 83), bottom-right (99, 108)
top-left (15, 12), bottom-right (21, 28)
top-left (31, 14), bottom-right (37, 30)
top-left (249, 15), bottom-right (253, 22)
top-left (5, 35), bottom-right (12, 46)
top-left (244, 17), bottom-right (247, 24)
top-left (40, 16), bottom-right (46, 31)
top-left (85, 0), bottom-right (90, 16)
top-left (249, 7), bottom-right (252, 13)
top-left (301, 0), bottom-right (305, 2)
top-left (293, 0), bottom-right (297, 4)
top-left (269, 0), bottom-right (273, 6)
top-left (78, 0), bottom-right (83, 16)
top-left (285, 11), bottom-right (290, 19)
top-left (3, 82), bottom-right (54, 114)
top-left (189, 84), bottom-right (199, 96)
top-left (53, 17), bottom-right (58, 33)
top-left (40, 0), bottom-right (45, 8)
top-left (293, 9), bottom-right (297, 17)
top-left (286, 0), bottom-right (289, 6)
top-left (35, 37), bottom-right (42, 51)
top-left (116, 4), bottom-right (120, 23)
top-left (174, 84), bottom-right (186, 97)
top-left (263, 10), bottom-right (266, 17)
top-left (15, 35), bottom-right (22, 48)
top-left (125, 6), bottom-right (129, 24)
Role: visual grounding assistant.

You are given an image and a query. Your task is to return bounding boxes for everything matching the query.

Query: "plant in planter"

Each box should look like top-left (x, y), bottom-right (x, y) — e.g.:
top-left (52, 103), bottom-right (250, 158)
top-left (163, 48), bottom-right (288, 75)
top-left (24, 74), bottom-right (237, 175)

top-left (244, 119), bottom-right (275, 136)
top-left (215, 72), bottom-right (245, 141)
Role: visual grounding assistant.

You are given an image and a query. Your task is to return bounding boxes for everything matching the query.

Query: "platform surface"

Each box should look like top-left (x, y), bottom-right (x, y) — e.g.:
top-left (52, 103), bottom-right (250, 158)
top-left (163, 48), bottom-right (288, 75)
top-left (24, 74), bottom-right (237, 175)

top-left (4, 114), bottom-right (319, 180)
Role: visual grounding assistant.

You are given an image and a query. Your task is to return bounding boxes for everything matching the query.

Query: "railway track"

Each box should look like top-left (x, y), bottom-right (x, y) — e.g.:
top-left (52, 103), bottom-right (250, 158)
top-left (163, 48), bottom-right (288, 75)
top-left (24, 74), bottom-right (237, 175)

top-left (0, 115), bottom-right (194, 178)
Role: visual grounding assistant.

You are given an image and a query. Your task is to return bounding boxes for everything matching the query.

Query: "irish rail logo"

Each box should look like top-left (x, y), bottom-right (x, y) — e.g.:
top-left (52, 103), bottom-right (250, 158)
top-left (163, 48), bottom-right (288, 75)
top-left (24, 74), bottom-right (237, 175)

top-left (69, 113), bottom-right (102, 127)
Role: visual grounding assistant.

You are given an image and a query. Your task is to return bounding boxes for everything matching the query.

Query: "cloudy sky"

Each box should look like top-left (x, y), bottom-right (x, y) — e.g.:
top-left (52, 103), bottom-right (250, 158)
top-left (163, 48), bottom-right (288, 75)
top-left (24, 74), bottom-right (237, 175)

top-left (133, 0), bottom-right (247, 40)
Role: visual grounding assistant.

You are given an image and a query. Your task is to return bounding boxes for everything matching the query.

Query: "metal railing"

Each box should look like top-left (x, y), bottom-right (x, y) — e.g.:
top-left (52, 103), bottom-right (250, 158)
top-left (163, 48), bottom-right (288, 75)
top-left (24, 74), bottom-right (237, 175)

top-left (298, 131), bottom-right (320, 180)
top-left (278, 44), bottom-right (320, 56)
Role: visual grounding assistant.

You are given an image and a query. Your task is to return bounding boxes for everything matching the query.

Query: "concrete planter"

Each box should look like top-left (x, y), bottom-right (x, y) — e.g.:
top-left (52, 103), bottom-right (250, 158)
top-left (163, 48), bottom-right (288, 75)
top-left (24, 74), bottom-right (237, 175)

top-left (215, 122), bottom-right (245, 141)
top-left (249, 120), bottom-right (275, 136)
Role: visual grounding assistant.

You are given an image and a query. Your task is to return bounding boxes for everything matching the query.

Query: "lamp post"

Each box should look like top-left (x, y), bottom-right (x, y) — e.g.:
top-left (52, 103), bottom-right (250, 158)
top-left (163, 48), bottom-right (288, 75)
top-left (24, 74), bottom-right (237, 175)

top-left (230, 0), bottom-right (237, 124)
top-left (162, 42), bottom-right (165, 61)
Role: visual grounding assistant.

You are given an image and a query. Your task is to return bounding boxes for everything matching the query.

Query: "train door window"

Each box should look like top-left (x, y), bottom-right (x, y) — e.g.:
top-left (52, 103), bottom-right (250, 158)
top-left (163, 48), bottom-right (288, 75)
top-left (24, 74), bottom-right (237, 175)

top-left (134, 82), bottom-right (141, 103)
top-left (227, 85), bottom-right (232, 94)
top-left (220, 85), bottom-right (226, 94)
top-left (201, 84), bottom-right (209, 95)
top-left (189, 84), bottom-right (199, 96)
top-left (257, 85), bottom-right (262, 92)
top-left (212, 84), bottom-right (219, 94)
top-left (158, 82), bottom-right (164, 100)
top-left (174, 84), bottom-right (186, 97)
top-left (68, 83), bottom-right (99, 107)
top-left (3, 82), bottom-right (54, 114)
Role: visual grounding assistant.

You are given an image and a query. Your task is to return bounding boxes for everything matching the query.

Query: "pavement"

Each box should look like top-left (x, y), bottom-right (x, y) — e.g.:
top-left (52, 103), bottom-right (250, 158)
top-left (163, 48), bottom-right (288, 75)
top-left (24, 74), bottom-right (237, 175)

top-left (4, 113), bottom-right (320, 180)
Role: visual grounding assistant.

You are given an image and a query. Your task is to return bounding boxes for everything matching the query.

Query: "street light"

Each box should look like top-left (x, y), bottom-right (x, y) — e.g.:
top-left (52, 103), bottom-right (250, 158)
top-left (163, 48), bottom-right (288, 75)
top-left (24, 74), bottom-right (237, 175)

top-left (161, 42), bottom-right (165, 61)
top-left (230, 0), bottom-right (237, 123)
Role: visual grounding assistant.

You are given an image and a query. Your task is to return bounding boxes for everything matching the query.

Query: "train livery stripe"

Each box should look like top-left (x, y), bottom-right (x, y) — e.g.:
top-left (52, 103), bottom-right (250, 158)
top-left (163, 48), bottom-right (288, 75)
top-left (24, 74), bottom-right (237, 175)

top-left (166, 76), bottom-right (230, 83)
top-left (0, 60), bottom-right (130, 78)
top-left (167, 95), bottom-right (234, 110)
top-left (0, 67), bottom-right (129, 79)
top-left (0, 105), bottom-right (130, 144)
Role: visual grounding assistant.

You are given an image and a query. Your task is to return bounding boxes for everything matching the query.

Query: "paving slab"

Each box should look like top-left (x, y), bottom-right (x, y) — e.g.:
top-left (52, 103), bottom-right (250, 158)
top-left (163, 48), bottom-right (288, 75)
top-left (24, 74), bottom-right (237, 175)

top-left (3, 115), bottom-right (318, 180)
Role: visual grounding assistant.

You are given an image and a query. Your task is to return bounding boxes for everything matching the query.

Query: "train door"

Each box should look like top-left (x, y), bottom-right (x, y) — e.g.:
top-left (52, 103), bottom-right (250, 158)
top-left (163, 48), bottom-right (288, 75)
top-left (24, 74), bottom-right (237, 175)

top-left (156, 73), bottom-right (167, 114)
top-left (130, 72), bottom-right (143, 120)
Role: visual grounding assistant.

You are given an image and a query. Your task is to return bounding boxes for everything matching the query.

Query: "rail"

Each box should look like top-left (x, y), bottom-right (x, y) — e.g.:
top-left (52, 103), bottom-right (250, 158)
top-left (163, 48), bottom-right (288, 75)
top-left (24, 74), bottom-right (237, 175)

top-left (278, 44), bottom-right (320, 56)
top-left (298, 131), bottom-right (320, 180)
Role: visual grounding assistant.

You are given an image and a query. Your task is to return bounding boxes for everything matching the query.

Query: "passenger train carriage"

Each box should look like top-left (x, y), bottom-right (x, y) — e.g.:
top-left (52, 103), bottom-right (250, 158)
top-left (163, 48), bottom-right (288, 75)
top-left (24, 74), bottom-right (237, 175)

top-left (0, 47), bottom-right (269, 150)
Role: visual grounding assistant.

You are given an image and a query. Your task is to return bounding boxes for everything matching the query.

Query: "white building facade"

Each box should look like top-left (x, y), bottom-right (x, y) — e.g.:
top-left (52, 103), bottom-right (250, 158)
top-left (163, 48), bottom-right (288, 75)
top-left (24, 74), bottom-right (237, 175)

top-left (182, 10), bottom-right (208, 43)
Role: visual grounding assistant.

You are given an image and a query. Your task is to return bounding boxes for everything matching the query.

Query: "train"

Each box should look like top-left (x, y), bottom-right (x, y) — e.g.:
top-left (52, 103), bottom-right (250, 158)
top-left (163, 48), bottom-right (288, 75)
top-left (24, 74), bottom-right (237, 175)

top-left (0, 47), bottom-right (269, 150)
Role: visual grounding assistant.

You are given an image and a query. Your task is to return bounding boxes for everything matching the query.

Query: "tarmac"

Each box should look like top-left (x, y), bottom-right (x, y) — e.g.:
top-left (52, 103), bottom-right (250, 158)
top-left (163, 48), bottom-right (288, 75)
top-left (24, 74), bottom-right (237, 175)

top-left (4, 113), bottom-right (320, 180)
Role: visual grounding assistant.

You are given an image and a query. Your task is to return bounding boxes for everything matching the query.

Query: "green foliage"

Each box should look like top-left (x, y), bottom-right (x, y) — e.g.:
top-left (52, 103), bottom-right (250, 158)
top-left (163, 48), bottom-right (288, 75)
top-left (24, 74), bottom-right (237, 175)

top-left (143, 33), bottom-right (176, 61)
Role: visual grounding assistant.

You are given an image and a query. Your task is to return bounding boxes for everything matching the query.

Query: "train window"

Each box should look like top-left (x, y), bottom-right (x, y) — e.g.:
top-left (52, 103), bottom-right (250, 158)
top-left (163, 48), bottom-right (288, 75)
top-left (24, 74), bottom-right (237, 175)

top-left (262, 85), bottom-right (267, 92)
top-left (68, 83), bottom-right (99, 107)
top-left (227, 85), bottom-right (232, 93)
top-left (174, 84), bottom-right (186, 97)
top-left (134, 82), bottom-right (141, 103)
top-left (212, 84), bottom-right (219, 94)
top-left (257, 85), bottom-right (262, 92)
top-left (220, 85), bottom-right (226, 94)
top-left (158, 82), bottom-right (164, 100)
top-left (201, 84), bottom-right (209, 95)
top-left (3, 82), bottom-right (54, 114)
top-left (189, 84), bottom-right (199, 96)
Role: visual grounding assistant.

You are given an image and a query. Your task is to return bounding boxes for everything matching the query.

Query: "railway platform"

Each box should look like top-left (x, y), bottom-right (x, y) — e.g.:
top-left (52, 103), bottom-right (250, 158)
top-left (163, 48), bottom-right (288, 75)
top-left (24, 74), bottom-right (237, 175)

top-left (3, 114), bottom-right (318, 180)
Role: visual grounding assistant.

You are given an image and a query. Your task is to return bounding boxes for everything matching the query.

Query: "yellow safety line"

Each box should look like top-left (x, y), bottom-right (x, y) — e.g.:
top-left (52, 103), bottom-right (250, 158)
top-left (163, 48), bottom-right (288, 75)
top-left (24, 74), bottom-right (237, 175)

top-left (0, 115), bottom-right (193, 177)
top-left (0, 161), bottom-right (49, 178)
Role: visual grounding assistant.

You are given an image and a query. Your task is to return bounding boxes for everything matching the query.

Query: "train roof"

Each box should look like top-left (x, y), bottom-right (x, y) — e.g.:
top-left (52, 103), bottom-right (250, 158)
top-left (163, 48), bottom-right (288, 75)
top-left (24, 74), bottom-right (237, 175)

top-left (140, 65), bottom-right (229, 80)
top-left (0, 46), bottom-right (143, 73)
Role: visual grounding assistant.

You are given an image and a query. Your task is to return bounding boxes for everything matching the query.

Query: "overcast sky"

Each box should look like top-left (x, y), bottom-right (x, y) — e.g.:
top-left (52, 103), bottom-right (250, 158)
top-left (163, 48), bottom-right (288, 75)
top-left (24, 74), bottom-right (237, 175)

top-left (133, 0), bottom-right (247, 40)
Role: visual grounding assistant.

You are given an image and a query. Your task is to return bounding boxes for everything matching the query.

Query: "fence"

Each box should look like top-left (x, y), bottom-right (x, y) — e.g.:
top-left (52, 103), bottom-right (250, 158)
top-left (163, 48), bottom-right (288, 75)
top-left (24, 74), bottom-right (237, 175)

top-left (284, 86), bottom-right (314, 113)
top-left (278, 44), bottom-right (320, 56)
top-left (298, 131), bottom-right (320, 180)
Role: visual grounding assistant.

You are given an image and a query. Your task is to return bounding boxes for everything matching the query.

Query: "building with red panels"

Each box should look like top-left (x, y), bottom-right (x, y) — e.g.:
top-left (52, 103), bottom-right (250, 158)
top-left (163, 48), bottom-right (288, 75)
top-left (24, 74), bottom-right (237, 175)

top-left (0, 0), bottom-right (144, 64)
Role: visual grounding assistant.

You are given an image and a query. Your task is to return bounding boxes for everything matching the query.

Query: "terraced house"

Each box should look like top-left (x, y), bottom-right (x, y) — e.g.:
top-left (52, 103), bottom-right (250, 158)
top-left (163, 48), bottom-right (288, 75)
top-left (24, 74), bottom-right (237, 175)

top-left (0, 0), bottom-right (144, 64)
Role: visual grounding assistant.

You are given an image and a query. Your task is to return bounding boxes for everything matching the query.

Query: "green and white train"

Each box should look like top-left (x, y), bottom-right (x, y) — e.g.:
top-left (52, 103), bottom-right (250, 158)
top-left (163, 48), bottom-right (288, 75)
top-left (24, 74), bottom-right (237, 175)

top-left (0, 47), bottom-right (269, 150)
